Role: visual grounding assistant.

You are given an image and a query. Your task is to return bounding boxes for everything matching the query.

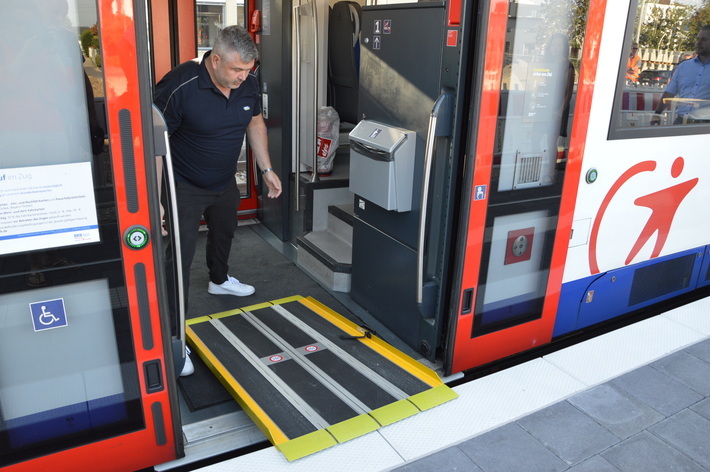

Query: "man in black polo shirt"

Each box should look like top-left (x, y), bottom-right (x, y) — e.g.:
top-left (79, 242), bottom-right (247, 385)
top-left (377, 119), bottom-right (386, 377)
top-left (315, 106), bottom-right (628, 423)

top-left (154, 26), bottom-right (282, 375)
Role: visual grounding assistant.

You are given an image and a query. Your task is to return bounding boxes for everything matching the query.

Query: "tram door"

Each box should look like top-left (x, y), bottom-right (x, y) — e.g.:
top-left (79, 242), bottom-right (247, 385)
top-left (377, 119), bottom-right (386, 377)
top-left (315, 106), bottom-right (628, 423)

top-left (349, 1), bottom-right (461, 362)
top-left (0, 1), bottom-right (179, 470)
top-left (446, 0), bottom-right (602, 374)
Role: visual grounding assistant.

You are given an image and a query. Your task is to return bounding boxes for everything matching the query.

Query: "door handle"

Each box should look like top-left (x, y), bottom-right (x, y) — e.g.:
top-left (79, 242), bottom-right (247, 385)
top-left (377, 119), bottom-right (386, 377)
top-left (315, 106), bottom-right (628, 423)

top-left (152, 105), bottom-right (186, 351)
top-left (416, 93), bottom-right (453, 306)
top-left (293, 2), bottom-right (302, 210)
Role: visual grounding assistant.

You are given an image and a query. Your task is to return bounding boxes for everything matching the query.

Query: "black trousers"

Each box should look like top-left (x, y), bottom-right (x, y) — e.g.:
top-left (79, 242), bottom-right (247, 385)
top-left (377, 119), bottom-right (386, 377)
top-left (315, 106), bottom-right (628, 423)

top-left (166, 178), bottom-right (240, 332)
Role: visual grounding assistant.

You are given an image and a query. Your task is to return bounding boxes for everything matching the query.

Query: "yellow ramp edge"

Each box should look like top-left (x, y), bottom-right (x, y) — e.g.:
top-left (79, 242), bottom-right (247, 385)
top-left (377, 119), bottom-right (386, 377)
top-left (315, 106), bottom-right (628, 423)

top-left (186, 324), bottom-right (290, 446)
top-left (237, 301), bottom-right (274, 312)
top-left (270, 295), bottom-right (304, 305)
top-left (326, 413), bottom-right (380, 443)
top-left (188, 297), bottom-right (459, 462)
top-left (276, 429), bottom-right (338, 462)
top-left (186, 315), bottom-right (213, 326)
top-left (299, 296), bottom-right (444, 387)
top-left (369, 398), bottom-right (421, 427)
top-left (209, 308), bottom-right (244, 320)
top-left (408, 384), bottom-right (459, 411)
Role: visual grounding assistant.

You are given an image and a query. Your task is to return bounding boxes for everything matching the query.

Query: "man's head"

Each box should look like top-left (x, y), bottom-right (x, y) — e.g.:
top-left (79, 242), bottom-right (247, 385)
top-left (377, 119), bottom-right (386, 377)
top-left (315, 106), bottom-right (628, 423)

top-left (696, 25), bottom-right (710, 60)
top-left (630, 43), bottom-right (639, 57)
top-left (209, 26), bottom-right (259, 90)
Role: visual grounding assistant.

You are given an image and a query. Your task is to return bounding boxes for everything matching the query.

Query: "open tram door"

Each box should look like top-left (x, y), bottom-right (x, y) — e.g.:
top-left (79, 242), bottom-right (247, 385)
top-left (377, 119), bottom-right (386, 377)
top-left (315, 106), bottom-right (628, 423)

top-left (445, 0), bottom-right (604, 375)
top-left (0, 0), bottom-right (182, 470)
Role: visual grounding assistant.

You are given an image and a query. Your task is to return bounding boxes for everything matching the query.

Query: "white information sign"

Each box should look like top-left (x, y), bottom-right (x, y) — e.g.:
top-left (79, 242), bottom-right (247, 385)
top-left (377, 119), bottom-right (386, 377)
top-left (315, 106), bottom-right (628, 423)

top-left (0, 162), bottom-right (100, 255)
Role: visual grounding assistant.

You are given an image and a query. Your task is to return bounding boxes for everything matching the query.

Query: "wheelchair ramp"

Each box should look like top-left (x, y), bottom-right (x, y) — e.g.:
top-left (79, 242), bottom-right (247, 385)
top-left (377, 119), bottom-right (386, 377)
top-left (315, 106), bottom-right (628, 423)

top-left (186, 296), bottom-right (457, 461)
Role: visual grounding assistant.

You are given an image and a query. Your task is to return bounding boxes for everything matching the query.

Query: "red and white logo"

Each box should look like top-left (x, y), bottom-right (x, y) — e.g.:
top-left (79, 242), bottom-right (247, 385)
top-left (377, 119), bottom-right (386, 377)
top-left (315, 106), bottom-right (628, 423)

top-left (589, 157), bottom-right (698, 274)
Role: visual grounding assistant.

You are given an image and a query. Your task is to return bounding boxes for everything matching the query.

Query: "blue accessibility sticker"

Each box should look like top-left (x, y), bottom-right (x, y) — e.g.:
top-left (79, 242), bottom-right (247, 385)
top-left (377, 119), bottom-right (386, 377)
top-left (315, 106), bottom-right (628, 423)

top-left (29, 298), bottom-right (68, 332)
top-left (474, 185), bottom-right (487, 201)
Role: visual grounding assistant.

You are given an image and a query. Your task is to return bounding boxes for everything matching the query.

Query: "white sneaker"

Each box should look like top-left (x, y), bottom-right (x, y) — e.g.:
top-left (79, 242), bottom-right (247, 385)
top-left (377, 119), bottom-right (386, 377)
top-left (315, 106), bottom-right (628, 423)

top-left (208, 276), bottom-right (255, 297)
top-left (180, 346), bottom-right (194, 377)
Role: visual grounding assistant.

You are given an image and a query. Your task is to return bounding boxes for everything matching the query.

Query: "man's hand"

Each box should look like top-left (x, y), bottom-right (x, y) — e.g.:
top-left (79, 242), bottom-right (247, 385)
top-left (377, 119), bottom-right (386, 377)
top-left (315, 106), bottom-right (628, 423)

top-left (160, 203), bottom-right (168, 236)
top-left (263, 170), bottom-right (282, 198)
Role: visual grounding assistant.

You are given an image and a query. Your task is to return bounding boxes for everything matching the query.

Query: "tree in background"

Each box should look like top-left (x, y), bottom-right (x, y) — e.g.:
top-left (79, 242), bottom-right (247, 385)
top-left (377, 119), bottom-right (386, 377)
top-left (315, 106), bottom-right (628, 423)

top-left (539, 0), bottom-right (589, 52)
top-left (686, 1), bottom-right (710, 50)
top-left (639, 4), bottom-right (693, 50)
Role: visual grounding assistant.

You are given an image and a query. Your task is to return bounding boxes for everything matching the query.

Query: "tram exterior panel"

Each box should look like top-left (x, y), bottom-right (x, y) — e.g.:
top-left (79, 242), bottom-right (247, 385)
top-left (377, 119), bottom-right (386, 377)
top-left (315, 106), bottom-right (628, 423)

top-left (1, 0), bottom-right (710, 469)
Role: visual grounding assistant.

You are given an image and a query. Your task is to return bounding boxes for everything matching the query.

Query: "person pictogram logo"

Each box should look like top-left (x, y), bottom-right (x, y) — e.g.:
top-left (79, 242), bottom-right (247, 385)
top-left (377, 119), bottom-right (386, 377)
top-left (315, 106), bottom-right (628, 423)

top-left (589, 157), bottom-right (698, 274)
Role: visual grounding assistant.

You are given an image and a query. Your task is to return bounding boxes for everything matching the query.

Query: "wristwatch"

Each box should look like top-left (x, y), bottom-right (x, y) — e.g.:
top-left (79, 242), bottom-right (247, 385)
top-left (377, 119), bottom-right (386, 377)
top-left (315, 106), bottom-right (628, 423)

top-left (261, 167), bottom-right (273, 175)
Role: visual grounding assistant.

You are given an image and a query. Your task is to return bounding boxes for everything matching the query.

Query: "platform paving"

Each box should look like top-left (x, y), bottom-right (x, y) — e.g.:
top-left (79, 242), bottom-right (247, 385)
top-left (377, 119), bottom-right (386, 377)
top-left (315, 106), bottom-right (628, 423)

top-left (394, 339), bottom-right (710, 472)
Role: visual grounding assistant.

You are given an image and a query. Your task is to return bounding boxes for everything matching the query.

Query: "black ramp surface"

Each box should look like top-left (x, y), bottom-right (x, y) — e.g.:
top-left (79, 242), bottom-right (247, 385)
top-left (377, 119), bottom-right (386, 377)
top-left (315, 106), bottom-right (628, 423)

top-left (190, 321), bottom-right (319, 439)
top-left (186, 296), bottom-right (458, 461)
top-left (279, 300), bottom-right (432, 394)
top-left (256, 306), bottom-right (402, 409)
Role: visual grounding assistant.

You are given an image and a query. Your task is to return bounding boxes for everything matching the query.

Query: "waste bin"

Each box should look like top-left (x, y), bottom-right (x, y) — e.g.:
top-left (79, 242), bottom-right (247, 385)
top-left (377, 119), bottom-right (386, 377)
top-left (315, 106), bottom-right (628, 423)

top-left (348, 120), bottom-right (416, 212)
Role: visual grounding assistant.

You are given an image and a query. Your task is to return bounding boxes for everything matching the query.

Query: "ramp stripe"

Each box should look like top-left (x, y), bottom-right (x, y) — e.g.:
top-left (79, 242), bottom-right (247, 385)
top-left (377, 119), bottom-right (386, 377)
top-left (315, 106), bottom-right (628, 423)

top-left (271, 304), bottom-right (411, 400)
top-left (242, 310), bottom-right (373, 415)
top-left (211, 319), bottom-right (332, 430)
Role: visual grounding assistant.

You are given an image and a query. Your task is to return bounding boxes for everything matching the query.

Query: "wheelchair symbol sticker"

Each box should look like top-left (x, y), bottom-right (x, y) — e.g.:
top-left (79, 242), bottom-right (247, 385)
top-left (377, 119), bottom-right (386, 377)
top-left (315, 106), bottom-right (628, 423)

top-left (29, 298), bottom-right (68, 332)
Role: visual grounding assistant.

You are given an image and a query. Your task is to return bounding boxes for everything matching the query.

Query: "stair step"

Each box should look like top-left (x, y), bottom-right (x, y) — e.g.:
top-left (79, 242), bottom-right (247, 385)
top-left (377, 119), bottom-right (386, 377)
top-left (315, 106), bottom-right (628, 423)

top-left (329, 203), bottom-right (354, 225)
top-left (297, 232), bottom-right (352, 292)
top-left (327, 203), bottom-right (354, 243)
top-left (297, 231), bottom-right (351, 272)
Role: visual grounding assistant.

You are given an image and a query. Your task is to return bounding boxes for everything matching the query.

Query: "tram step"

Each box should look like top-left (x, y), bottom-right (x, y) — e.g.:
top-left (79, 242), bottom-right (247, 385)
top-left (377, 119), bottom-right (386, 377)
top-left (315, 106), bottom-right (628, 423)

top-left (297, 204), bottom-right (353, 292)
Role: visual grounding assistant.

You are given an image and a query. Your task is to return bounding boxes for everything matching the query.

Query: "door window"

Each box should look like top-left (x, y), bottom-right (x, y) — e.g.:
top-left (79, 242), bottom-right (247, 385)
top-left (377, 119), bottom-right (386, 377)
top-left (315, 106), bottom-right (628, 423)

top-left (0, 1), bottom-right (143, 465)
top-left (475, 0), bottom-right (589, 336)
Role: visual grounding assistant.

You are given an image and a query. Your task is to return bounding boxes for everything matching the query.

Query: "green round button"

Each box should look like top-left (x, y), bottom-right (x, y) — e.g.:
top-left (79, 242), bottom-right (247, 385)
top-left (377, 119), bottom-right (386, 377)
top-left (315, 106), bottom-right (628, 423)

top-left (124, 226), bottom-right (150, 250)
top-left (585, 168), bottom-right (598, 184)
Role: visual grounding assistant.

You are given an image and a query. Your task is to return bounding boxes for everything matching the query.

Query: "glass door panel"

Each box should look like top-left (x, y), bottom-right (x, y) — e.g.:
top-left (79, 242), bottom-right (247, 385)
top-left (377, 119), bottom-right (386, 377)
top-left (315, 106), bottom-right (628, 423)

top-left (0, 0), bottom-right (174, 468)
top-left (448, 0), bottom-right (597, 374)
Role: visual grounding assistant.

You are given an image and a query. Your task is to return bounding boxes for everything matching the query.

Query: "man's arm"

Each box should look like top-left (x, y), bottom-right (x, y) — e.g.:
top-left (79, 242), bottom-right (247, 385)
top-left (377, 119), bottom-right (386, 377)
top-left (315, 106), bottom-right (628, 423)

top-left (651, 91), bottom-right (675, 125)
top-left (247, 113), bottom-right (282, 198)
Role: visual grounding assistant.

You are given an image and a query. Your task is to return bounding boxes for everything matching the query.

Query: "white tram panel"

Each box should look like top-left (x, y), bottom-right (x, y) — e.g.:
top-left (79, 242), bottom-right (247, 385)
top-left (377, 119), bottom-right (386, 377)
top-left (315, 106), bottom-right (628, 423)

top-left (562, 0), bottom-right (710, 283)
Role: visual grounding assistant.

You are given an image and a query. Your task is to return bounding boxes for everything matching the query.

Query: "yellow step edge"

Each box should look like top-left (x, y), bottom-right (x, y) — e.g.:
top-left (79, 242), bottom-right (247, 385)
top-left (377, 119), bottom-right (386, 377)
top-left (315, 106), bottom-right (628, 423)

top-left (299, 297), bottom-right (443, 387)
top-left (276, 429), bottom-right (338, 461)
top-left (326, 413), bottom-right (380, 443)
top-left (368, 398), bottom-right (421, 427)
top-left (408, 384), bottom-right (459, 411)
top-left (185, 324), bottom-right (289, 446)
top-left (270, 295), bottom-right (304, 305)
top-left (210, 308), bottom-right (244, 320)
top-left (186, 315), bottom-right (213, 326)
top-left (238, 301), bottom-right (275, 313)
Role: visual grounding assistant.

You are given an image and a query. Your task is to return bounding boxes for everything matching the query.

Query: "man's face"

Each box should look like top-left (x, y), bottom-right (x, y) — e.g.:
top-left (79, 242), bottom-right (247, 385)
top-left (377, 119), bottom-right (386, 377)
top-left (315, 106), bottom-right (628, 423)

top-left (630, 44), bottom-right (638, 57)
top-left (211, 51), bottom-right (255, 90)
top-left (696, 30), bottom-right (710, 58)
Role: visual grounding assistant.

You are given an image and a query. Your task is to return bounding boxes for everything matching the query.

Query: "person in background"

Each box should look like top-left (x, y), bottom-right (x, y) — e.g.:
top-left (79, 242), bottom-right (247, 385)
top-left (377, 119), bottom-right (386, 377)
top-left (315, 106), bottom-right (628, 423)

top-left (652, 25), bottom-right (710, 125)
top-left (154, 25), bottom-right (282, 375)
top-left (626, 42), bottom-right (643, 84)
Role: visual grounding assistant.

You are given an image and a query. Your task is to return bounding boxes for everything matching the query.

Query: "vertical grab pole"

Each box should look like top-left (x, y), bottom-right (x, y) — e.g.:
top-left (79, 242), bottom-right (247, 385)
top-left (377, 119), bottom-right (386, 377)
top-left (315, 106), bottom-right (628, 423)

top-left (310, 0), bottom-right (320, 183)
top-left (293, 2), bottom-right (302, 210)
top-left (161, 133), bottom-right (185, 349)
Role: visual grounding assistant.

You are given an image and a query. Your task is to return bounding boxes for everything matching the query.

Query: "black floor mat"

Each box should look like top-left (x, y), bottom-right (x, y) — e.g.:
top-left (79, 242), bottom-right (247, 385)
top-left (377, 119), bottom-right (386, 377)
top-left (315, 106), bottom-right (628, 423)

top-left (177, 352), bottom-right (232, 411)
top-left (177, 223), bottom-right (359, 411)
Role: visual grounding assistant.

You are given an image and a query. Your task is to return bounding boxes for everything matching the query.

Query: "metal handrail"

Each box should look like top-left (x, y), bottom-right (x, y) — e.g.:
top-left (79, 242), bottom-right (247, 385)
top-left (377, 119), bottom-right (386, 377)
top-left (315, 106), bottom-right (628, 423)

top-left (310, 0), bottom-right (320, 183)
top-left (293, 2), bottom-right (302, 210)
top-left (162, 132), bottom-right (185, 348)
top-left (417, 94), bottom-right (451, 304)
